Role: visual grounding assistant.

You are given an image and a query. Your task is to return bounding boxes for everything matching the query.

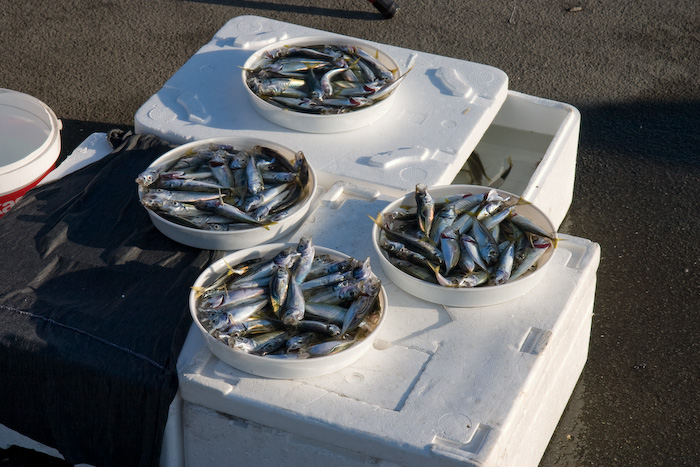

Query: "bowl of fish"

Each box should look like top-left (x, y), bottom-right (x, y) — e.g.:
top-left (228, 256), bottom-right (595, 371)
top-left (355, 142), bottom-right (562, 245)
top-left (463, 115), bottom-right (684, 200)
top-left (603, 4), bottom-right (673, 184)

top-left (189, 239), bottom-right (387, 379)
top-left (242, 35), bottom-right (408, 133)
top-left (136, 137), bottom-right (317, 251)
top-left (371, 184), bottom-right (557, 307)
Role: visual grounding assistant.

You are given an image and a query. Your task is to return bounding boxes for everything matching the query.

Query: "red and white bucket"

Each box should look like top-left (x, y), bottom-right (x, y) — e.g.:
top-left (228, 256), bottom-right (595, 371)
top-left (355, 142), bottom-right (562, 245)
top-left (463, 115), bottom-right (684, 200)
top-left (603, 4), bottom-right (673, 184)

top-left (0, 89), bottom-right (61, 218)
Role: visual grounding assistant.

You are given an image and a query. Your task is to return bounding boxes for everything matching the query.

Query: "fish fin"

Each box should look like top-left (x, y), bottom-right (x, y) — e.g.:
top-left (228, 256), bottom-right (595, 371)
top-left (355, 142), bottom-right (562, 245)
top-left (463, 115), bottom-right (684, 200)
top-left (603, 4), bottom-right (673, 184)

top-left (551, 236), bottom-right (560, 249)
top-left (425, 261), bottom-right (458, 287)
top-left (395, 65), bottom-right (414, 80)
top-left (367, 212), bottom-right (384, 228)
top-left (222, 258), bottom-right (242, 277)
top-left (488, 156), bottom-right (513, 188)
top-left (515, 196), bottom-right (534, 207)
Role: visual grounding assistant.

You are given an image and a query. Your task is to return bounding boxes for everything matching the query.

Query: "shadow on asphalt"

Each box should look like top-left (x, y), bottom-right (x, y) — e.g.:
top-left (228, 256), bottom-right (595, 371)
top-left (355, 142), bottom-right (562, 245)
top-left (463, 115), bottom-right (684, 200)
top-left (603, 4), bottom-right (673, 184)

top-left (177, 0), bottom-right (385, 20)
top-left (577, 99), bottom-right (700, 165)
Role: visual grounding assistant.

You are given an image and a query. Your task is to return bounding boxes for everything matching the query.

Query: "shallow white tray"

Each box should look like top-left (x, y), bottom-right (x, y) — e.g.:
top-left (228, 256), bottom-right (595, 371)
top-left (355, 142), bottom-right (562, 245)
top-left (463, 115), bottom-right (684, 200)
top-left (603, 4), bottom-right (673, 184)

top-left (242, 35), bottom-right (405, 133)
top-left (372, 184), bottom-right (557, 307)
top-left (138, 136), bottom-right (317, 251)
top-left (189, 243), bottom-right (387, 379)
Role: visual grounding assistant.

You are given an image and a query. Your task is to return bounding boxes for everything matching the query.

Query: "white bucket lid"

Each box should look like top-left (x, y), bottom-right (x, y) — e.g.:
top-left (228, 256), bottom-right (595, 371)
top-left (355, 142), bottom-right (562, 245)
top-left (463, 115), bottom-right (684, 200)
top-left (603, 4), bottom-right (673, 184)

top-left (0, 89), bottom-right (62, 194)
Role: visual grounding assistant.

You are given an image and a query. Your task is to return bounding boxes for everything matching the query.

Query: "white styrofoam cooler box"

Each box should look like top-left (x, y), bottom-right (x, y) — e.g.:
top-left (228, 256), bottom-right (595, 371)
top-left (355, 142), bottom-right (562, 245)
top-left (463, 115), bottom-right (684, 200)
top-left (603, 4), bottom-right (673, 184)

top-left (176, 187), bottom-right (601, 467)
top-left (134, 15), bottom-right (580, 229)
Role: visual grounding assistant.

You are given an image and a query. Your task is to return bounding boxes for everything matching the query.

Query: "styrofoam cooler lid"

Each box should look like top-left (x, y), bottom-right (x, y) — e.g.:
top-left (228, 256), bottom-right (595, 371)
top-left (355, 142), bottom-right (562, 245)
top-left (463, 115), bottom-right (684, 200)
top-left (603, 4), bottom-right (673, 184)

top-left (0, 89), bottom-right (62, 195)
top-left (134, 16), bottom-right (510, 198)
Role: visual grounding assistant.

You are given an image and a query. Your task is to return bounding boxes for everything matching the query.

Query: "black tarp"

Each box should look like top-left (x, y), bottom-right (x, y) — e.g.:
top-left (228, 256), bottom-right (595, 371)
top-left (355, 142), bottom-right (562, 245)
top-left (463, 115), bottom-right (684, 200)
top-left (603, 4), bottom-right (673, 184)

top-left (0, 131), bottom-right (218, 466)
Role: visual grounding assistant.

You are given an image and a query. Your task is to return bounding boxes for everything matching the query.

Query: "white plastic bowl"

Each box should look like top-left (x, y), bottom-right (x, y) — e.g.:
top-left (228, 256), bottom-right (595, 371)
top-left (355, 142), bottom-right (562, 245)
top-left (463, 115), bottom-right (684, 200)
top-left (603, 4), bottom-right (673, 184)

top-left (189, 243), bottom-right (387, 379)
top-left (241, 35), bottom-right (403, 133)
top-left (372, 185), bottom-right (557, 307)
top-left (137, 137), bottom-right (317, 251)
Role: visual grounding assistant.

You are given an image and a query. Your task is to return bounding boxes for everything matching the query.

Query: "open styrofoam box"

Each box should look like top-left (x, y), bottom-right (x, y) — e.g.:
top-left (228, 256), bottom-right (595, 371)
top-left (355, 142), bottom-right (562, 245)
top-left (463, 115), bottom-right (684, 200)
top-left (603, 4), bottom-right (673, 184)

top-left (176, 184), bottom-right (601, 467)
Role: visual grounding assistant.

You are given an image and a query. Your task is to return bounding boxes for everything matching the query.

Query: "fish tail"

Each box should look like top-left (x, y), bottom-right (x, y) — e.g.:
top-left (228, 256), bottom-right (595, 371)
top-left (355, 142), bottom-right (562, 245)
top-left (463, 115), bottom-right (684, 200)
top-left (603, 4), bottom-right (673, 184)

top-left (190, 285), bottom-right (207, 298)
top-left (368, 212), bottom-right (384, 228)
top-left (514, 196), bottom-right (533, 207)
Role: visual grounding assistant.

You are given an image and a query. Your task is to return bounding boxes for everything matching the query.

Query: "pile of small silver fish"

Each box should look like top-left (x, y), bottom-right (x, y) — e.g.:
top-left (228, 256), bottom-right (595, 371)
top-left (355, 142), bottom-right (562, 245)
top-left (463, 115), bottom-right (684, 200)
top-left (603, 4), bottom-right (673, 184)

top-left (372, 184), bottom-right (556, 288)
top-left (136, 143), bottom-right (312, 231)
top-left (244, 43), bottom-right (408, 114)
top-left (194, 238), bottom-right (383, 358)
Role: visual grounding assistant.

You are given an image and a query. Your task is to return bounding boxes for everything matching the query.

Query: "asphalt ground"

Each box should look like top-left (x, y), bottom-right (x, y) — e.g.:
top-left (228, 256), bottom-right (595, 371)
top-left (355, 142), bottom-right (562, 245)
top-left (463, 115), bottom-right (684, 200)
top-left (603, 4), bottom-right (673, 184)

top-left (1, 1), bottom-right (699, 466)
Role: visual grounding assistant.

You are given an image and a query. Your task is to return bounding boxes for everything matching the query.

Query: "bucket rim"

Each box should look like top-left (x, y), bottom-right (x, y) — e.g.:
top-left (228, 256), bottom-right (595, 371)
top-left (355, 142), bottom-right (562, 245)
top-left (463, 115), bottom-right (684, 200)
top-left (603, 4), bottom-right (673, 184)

top-left (0, 88), bottom-right (62, 177)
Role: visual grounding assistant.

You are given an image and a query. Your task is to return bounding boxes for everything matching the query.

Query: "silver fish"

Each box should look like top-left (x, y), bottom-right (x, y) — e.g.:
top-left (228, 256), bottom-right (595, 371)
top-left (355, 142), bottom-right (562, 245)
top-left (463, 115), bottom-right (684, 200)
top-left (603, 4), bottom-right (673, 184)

top-left (491, 242), bottom-right (515, 285)
top-left (157, 177), bottom-right (229, 193)
top-left (440, 228), bottom-right (460, 275)
top-left (376, 186), bottom-right (556, 288)
top-left (246, 44), bottom-right (404, 115)
top-left (303, 302), bottom-right (347, 325)
top-left (231, 330), bottom-right (289, 355)
top-left (208, 149), bottom-right (234, 189)
top-left (456, 270), bottom-right (489, 288)
top-left (430, 204), bottom-right (457, 245)
top-left (305, 339), bottom-right (356, 357)
top-left (293, 237), bottom-right (315, 285)
top-left (199, 286), bottom-right (268, 312)
top-left (415, 183), bottom-right (435, 237)
top-left (136, 162), bottom-right (170, 187)
top-left (269, 266), bottom-right (290, 315)
top-left (371, 213), bottom-right (443, 263)
top-left (294, 320), bottom-right (342, 337)
top-left (193, 199), bottom-right (267, 226)
top-left (508, 211), bottom-right (555, 240)
top-left (341, 278), bottom-right (381, 336)
top-left (226, 318), bottom-right (278, 338)
top-left (281, 280), bottom-right (305, 325)
top-left (510, 237), bottom-right (551, 281)
top-left (195, 245), bottom-right (383, 360)
top-left (471, 218), bottom-right (499, 267)
top-left (285, 332), bottom-right (319, 353)
top-left (460, 234), bottom-right (490, 273)
top-left (245, 152), bottom-right (264, 195)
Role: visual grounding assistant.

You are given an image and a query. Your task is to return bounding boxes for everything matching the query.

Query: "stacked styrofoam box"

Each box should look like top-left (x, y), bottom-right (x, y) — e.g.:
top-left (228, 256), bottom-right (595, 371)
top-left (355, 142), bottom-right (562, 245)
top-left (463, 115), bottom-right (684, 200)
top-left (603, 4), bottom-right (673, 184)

top-left (135, 15), bottom-right (594, 466)
top-left (176, 186), bottom-right (600, 467)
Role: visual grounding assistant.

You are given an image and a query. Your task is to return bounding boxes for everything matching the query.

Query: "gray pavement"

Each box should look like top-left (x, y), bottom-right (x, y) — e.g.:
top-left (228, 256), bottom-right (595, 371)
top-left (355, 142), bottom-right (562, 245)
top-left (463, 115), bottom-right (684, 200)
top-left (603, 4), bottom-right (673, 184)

top-left (1, 1), bottom-right (699, 465)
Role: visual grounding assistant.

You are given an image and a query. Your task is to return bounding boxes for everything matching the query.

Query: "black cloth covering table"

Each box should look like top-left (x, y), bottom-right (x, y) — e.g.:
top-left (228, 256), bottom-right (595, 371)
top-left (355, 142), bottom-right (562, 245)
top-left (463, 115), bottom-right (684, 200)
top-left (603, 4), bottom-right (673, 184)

top-left (0, 131), bottom-right (218, 466)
